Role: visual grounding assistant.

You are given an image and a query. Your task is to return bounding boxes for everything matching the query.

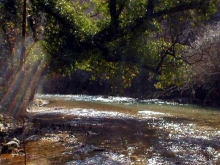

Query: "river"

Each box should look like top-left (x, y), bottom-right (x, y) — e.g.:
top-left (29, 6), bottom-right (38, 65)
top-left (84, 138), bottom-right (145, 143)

top-left (1, 94), bottom-right (220, 164)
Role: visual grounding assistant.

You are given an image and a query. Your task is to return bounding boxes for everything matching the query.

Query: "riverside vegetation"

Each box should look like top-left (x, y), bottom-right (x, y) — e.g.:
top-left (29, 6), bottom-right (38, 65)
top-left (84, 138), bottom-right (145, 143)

top-left (1, 1), bottom-right (220, 164)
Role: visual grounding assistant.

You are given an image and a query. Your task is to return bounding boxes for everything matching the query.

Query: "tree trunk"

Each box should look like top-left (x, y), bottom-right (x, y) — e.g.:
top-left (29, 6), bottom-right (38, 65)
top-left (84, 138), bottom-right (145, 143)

top-left (20, 0), bottom-right (27, 69)
top-left (0, 0), bottom-right (43, 119)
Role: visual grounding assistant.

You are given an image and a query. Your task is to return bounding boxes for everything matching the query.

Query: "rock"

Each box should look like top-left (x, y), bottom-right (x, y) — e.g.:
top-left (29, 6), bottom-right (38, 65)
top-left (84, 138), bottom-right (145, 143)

top-left (25, 135), bottom-right (41, 142)
top-left (1, 140), bottom-right (20, 154)
top-left (29, 99), bottom-right (49, 108)
top-left (6, 141), bottom-right (20, 148)
top-left (1, 138), bottom-right (21, 154)
top-left (76, 144), bottom-right (105, 154)
top-left (12, 138), bottom-right (20, 145)
top-left (12, 148), bottom-right (25, 156)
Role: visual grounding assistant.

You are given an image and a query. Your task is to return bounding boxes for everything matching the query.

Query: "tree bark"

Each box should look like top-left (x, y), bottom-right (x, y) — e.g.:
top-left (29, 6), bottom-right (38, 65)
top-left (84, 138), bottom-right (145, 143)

top-left (20, 0), bottom-right (27, 69)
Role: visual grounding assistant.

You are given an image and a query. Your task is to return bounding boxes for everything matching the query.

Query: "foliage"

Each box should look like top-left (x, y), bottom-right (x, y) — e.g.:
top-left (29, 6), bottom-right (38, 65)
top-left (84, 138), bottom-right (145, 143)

top-left (183, 22), bottom-right (220, 104)
top-left (26, 0), bottom-right (220, 89)
top-left (1, 0), bottom-right (220, 95)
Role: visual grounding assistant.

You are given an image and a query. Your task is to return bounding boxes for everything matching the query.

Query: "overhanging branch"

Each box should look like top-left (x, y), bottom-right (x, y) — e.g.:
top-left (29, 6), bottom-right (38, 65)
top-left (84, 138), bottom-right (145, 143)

top-left (28, 0), bottom-right (216, 75)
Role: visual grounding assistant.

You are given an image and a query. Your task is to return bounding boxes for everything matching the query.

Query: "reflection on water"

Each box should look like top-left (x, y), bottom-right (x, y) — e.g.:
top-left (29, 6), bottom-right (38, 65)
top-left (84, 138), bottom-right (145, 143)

top-left (37, 94), bottom-right (220, 128)
top-left (1, 94), bottom-right (220, 164)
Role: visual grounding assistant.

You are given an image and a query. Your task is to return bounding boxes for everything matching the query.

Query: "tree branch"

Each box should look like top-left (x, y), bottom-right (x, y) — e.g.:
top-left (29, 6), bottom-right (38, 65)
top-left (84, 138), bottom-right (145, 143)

top-left (29, 0), bottom-right (215, 75)
top-left (93, 1), bottom-right (206, 46)
top-left (109, 0), bottom-right (118, 27)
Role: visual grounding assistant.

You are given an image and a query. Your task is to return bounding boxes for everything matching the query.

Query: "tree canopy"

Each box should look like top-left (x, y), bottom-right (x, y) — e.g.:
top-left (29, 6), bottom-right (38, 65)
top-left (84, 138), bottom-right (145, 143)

top-left (27, 0), bottom-right (220, 87)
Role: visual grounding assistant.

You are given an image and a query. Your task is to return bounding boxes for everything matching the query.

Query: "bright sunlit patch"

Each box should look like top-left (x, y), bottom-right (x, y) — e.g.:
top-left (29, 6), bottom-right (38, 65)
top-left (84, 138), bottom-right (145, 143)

top-left (66, 152), bottom-right (131, 165)
top-left (138, 110), bottom-right (172, 119)
top-left (36, 94), bottom-right (137, 103)
top-left (30, 107), bottom-right (134, 120)
top-left (138, 110), bottom-right (170, 116)
top-left (0, 39), bottom-right (47, 119)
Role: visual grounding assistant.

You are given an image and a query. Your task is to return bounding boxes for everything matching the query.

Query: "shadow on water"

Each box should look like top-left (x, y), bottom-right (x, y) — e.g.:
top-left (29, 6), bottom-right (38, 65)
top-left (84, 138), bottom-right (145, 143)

top-left (29, 114), bottom-right (220, 164)
top-left (31, 113), bottom-right (162, 164)
top-left (1, 111), bottom-right (170, 164)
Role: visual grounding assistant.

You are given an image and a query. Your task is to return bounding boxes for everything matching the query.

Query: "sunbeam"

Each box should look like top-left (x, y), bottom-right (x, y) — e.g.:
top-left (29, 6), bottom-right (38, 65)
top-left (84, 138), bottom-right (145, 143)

top-left (0, 40), bottom-right (47, 119)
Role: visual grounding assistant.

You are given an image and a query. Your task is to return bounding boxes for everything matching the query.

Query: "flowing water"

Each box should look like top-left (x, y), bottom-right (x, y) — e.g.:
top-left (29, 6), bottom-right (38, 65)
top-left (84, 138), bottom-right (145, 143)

top-left (1, 94), bottom-right (220, 165)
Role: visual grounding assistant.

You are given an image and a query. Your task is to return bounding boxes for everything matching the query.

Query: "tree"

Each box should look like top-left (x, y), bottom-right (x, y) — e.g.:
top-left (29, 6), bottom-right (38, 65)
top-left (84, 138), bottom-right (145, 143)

top-left (0, 0), bottom-right (46, 119)
top-left (183, 19), bottom-right (220, 105)
top-left (0, 0), bottom-right (220, 118)
top-left (29, 0), bottom-right (220, 83)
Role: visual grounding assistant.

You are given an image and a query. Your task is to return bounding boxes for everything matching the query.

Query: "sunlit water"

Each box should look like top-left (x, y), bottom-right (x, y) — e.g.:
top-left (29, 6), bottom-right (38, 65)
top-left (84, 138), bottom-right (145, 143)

top-left (1, 94), bottom-right (220, 164)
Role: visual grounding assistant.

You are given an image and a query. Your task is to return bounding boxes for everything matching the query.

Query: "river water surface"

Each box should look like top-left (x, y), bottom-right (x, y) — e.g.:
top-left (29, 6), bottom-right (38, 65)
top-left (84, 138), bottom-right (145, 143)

top-left (1, 94), bottom-right (220, 164)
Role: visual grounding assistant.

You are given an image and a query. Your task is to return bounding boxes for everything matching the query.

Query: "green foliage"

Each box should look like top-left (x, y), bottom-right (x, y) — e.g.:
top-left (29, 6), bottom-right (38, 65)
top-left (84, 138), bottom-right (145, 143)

top-left (28, 0), bottom-right (220, 89)
top-left (155, 63), bottom-right (191, 89)
top-left (76, 57), bottom-right (139, 89)
top-left (25, 41), bottom-right (47, 64)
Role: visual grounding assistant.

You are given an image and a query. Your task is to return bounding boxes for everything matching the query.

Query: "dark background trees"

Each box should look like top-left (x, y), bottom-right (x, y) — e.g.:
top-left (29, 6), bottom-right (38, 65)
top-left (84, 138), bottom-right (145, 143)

top-left (182, 8), bottom-right (220, 105)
